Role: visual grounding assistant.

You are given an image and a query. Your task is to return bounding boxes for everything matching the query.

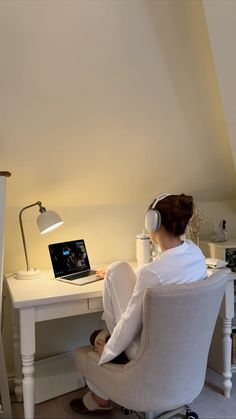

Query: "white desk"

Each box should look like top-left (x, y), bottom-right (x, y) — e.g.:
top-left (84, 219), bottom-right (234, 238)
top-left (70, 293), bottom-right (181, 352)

top-left (214, 271), bottom-right (236, 397)
top-left (5, 269), bottom-right (236, 419)
top-left (6, 270), bottom-right (104, 419)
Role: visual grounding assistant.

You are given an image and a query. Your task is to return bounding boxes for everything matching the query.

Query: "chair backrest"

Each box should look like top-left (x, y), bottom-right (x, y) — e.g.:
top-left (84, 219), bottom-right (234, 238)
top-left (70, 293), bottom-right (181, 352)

top-left (131, 270), bottom-right (227, 411)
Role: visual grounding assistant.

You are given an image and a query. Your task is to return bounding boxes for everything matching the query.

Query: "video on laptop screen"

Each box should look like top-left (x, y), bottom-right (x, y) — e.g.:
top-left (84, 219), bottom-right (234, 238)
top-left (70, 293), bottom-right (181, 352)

top-left (49, 240), bottom-right (91, 277)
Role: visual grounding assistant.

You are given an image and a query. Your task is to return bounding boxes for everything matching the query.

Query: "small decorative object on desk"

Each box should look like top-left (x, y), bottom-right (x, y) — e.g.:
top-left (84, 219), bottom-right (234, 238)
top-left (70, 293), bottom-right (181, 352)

top-left (187, 205), bottom-right (207, 246)
top-left (211, 219), bottom-right (227, 242)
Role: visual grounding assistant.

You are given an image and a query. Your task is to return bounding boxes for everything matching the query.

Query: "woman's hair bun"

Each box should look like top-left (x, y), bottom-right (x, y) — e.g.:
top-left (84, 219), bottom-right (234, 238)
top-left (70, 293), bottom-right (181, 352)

top-left (153, 193), bottom-right (194, 236)
top-left (178, 194), bottom-right (193, 210)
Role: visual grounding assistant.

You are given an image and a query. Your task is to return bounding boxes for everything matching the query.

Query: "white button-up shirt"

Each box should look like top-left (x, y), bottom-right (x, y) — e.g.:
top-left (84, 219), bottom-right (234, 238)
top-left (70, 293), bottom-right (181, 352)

top-left (99, 240), bottom-right (207, 365)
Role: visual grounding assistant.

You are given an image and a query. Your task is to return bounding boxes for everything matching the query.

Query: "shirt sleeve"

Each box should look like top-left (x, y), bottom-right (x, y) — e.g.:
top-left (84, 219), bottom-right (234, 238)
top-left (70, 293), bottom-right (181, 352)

top-left (98, 267), bottom-right (160, 365)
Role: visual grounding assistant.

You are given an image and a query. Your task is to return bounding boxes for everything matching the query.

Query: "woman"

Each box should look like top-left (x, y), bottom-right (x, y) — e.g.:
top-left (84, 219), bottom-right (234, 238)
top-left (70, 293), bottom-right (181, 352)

top-left (70, 193), bottom-right (207, 414)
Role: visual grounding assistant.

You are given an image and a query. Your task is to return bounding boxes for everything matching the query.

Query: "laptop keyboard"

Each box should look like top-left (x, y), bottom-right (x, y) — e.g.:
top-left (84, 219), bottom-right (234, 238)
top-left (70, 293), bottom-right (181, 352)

top-left (62, 270), bottom-right (96, 280)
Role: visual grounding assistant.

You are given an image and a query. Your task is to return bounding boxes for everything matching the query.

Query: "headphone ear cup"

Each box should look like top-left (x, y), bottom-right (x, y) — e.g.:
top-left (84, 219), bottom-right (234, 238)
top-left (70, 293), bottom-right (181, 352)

top-left (145, 210), bottom-right (161, 233)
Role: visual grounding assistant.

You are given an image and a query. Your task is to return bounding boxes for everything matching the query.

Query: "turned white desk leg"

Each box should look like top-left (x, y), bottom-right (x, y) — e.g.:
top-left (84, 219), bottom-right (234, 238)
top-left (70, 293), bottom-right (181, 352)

top-left (221, 278), bottom-right (234, 398)
top-left (22, 354), bottom-right (35, 418)
top-left (12, 308), bottom-right (23, 401)
top-left (19, 308), bottom-right (35, 419)
top-left (222, 317), bottom-right (232, 397)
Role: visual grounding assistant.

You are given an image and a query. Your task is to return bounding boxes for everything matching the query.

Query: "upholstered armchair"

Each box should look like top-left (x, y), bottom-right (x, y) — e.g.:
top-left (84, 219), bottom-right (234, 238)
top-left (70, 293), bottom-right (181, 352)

top-left (75, 270), bottom-right (226, 419)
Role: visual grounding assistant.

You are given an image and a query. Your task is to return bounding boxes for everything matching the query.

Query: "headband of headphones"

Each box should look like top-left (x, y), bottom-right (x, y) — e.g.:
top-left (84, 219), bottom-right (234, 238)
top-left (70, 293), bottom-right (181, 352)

top-left (150, 193), bottom-right (171, 209)
top-left (145, 193), bottom-right (171, 233)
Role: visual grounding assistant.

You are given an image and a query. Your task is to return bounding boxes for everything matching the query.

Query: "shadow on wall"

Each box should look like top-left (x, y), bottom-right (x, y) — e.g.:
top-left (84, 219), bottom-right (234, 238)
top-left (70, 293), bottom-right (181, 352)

top-left (198, 199), bottom-right (236, 239)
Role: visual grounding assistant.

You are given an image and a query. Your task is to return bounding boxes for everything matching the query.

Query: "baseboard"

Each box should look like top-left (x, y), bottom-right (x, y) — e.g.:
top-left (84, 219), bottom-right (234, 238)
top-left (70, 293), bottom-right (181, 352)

top-left (8, 352), bottom-right (85, 404)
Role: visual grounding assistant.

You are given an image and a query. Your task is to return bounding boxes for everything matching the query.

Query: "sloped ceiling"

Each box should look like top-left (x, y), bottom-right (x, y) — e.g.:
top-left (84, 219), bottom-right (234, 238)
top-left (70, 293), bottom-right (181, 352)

top-left (0, 0), bottom-right (236, 207)
top-left (203, 0), bottom-right (236, 171)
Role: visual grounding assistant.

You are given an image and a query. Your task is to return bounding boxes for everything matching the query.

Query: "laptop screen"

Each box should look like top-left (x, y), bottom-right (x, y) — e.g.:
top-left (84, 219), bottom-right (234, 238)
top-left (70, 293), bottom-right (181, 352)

top-left (48, 239), bottom-right (91, 278)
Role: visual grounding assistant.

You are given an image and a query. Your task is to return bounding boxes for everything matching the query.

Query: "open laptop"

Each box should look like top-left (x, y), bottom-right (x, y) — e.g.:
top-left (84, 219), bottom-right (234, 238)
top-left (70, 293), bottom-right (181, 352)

top-left (48, 239), bottom-right (100, 285)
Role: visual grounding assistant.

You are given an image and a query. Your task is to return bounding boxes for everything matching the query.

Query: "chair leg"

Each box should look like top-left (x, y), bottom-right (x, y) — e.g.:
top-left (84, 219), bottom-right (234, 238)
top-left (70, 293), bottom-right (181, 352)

top-left (145, 413), bottom-right (156, 419)
top-left (156, 406), bottom-right (189, 419)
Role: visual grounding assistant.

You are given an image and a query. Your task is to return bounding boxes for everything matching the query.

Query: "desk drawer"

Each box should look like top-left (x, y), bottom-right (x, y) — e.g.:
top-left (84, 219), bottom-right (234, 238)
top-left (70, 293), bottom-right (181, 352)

top-left (88, 297), bottom-right (103, 311)
top-left (35, 300), bottom-right (89, 321)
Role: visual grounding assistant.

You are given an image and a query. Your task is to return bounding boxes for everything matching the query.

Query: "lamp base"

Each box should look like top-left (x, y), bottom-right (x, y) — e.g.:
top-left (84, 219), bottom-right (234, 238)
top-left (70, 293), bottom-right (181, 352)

top-left (16, 268), bottom-right (40, 280)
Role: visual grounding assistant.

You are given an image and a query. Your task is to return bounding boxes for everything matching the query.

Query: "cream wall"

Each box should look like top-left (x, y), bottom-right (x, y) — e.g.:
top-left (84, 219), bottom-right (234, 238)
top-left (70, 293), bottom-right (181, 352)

top-left (2, 0), bottom-right (236, 377)
top-left (5, 199), bottom-right (236, 276)
top-left (4, 203), bottom-right (146, 274)
top-left (1, 0), bottom-right (236, 207)
top-left (198, 199), bottom-right (236, 239)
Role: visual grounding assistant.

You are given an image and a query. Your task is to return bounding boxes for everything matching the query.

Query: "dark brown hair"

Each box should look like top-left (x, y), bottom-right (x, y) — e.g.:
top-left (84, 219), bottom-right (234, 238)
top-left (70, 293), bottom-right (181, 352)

top-left (149, 194), bottom-right (193, 236)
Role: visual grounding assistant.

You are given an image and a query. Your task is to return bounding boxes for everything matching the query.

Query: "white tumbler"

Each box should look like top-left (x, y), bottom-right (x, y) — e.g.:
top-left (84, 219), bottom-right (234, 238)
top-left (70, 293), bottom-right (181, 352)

top-left (136, 231), bottom-right (151, 267)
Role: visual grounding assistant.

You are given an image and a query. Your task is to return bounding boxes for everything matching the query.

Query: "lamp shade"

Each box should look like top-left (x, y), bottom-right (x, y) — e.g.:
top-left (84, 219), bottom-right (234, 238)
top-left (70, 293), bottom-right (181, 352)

top-left (37, 210), bottom-right (63, 234)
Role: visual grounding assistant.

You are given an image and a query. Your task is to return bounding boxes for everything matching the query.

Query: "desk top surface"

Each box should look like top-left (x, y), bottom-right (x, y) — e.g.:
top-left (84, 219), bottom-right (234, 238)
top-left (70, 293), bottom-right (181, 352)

top-left (5, 270), bottom-right (104, 308)
top-left (5, 263), bottom-right (235, 309)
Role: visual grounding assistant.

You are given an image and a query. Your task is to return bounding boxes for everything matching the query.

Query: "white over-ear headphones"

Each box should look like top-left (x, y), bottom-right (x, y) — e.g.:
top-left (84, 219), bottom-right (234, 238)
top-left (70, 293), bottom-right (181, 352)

top-left (145, 193), bottom-right (171, 233)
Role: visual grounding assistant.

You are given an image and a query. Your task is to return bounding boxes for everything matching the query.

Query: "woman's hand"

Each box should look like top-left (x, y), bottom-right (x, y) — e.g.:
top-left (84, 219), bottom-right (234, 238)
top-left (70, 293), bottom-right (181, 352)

top-left (96, 267), bottom-right (107, 279)
top-left (94, 339), bottom-right (105, 355)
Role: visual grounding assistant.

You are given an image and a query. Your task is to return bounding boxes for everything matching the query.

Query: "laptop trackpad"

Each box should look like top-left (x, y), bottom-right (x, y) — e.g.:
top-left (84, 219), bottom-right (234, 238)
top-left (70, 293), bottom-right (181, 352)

top-left (72, 275), bottom-right (101, 285)
top-left (58, 274), bottom-right (101, 286)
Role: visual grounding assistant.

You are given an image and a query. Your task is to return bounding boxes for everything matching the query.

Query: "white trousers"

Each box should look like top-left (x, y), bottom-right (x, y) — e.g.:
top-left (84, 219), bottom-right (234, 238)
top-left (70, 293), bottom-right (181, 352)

top-left (86, 261), bottom-right (138, 400)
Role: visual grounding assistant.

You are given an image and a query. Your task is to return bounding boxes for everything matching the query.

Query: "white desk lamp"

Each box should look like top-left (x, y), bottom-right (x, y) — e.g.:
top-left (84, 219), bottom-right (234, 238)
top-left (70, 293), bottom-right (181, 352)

top-left (16, 201), bottom-right (63, 279)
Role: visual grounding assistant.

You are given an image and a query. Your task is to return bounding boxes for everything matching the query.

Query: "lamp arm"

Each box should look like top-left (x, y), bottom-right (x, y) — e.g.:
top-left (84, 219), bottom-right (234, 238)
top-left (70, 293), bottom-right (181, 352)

top-left (19, 201), bottom-right (42, 271)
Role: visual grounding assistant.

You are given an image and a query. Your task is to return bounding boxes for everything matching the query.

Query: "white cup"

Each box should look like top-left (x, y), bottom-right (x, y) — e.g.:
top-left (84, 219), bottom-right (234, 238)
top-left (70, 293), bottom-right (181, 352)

top-left (136, 232), bottom-right (151, 267)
